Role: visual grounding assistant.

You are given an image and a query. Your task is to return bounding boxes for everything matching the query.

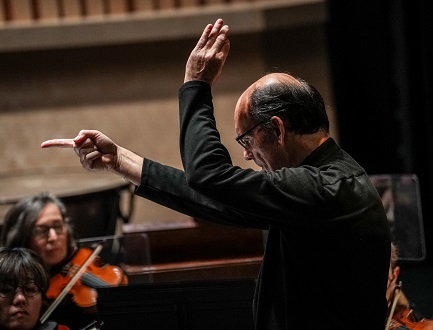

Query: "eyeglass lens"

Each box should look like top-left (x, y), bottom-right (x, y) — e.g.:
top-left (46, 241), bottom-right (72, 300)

top-left (32, 221), bottom-right (65, 239)
top-left (235, 120), bottom-right (266, 148)
top-left (0, 283), bottom-right (41, 298)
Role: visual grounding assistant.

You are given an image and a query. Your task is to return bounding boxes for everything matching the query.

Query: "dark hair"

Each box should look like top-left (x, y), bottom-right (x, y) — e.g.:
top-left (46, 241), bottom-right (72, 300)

top-left (0, 247), bottom-right (50, 293)
top-left (1, 192), bottom-right (76, 256)
top-left (249, 74), bottom-right (329, 135)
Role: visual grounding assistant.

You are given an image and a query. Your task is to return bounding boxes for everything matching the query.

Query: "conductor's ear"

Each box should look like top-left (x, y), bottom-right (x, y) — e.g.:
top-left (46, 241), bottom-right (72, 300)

top-left (271, 116), bottom-right (285, 144)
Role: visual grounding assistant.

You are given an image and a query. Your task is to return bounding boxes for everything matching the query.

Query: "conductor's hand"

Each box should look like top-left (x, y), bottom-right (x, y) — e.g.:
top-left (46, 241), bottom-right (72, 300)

top-left (184, 18), bottom-right (230, 85)
top-left (41, 130), bottom-right (118, 172)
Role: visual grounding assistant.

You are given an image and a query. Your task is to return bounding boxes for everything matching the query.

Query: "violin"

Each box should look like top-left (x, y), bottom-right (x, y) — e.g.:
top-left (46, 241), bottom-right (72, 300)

top-left (389, 308), bottom-right (433, 330)
top-left (46, 247), bottom-right (128, 308)
top-left (386, 281), bottom-right (433, 330)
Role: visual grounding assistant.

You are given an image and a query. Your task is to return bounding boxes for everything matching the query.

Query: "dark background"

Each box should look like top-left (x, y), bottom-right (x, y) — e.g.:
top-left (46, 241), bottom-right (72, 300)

top-left (327, 0), bottom-right (433, 317)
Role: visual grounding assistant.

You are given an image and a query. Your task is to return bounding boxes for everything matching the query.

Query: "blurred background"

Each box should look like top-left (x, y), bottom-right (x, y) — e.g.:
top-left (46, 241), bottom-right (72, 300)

top-left (0, 0), bottom-right (432, 321)
top-left (0, 0), bottom-right (336, 226)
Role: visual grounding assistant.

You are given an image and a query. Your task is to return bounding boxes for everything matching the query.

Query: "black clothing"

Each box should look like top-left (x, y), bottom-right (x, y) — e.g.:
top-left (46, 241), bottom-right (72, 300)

top-left (135, 81), bottom-right (391, 329)
top-left (47, 298), bottom-right (94, 330)
top-left (37, 321), bottom-right (64, 330)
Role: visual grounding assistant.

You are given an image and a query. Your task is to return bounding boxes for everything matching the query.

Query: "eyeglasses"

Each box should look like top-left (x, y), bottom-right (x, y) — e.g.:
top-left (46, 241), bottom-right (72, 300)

top-left (32, 222), bottom-right (66, 240)
top-left (235, 119), bottom-right (267, 149)
top-left (0, 283), bottom-right (41, 298)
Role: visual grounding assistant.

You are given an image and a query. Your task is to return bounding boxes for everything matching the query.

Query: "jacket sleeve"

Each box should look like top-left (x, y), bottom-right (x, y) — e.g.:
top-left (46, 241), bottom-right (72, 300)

top-left (135, 158), bottom-right (268, 229)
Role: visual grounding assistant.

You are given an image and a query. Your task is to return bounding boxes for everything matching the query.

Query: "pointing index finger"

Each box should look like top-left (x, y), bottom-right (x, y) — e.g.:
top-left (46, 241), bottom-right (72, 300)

top-left (41, 139), bottom-right (75, 148)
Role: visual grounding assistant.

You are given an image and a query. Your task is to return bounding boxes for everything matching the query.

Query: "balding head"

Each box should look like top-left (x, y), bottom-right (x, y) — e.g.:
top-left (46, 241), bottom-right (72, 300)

top-left (235, 73), bottom-right (329, 136)
top-left (233, 73), bottom-right (330, 170)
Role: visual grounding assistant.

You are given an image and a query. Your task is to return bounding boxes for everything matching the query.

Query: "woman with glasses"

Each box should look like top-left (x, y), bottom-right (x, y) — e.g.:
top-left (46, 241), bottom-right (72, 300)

top-left (1, 193), bottom-right (75, 272)
top-left (0, 247), bottom-right (69, 330)
top-left (0, 193), bottom-right (117, 329)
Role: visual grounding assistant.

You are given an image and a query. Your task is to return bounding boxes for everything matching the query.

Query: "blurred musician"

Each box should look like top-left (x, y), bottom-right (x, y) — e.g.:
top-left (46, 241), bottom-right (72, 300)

top-left (0, 247), bottom-right (69, 330)
top-left (1, 193), bottom-right (126, 329)
top-left (386, 243), bottom-right (433, 329)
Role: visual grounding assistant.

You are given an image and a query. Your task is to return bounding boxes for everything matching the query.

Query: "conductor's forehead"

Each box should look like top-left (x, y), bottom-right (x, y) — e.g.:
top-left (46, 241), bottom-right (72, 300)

top-left (234, 89), bottom-right (253, 129)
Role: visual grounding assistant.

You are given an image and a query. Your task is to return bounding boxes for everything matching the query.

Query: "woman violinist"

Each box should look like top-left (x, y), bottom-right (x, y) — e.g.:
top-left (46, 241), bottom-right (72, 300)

top-left (1, 193), bottom-right (127, 329)
top-left (386, 243), bottom-right (433, 330)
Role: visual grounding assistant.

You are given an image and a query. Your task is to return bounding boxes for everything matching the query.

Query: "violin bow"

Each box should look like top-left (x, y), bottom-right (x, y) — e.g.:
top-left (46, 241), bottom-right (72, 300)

top-left (79, 320), bottom-right (104, 330)
top-left (40, 244), bottom-right (104, 324)
top-left (385, 281), bottom-right (402, 330)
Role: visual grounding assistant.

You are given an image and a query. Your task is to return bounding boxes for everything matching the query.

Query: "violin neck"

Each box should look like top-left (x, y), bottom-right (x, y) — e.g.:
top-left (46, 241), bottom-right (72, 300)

top-left (81, 271), bottom-right (111, 288)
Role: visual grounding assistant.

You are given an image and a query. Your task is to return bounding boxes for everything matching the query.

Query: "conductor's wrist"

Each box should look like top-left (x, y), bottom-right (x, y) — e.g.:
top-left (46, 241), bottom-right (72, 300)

top-left (110, 146), bottom-right (143, 186)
